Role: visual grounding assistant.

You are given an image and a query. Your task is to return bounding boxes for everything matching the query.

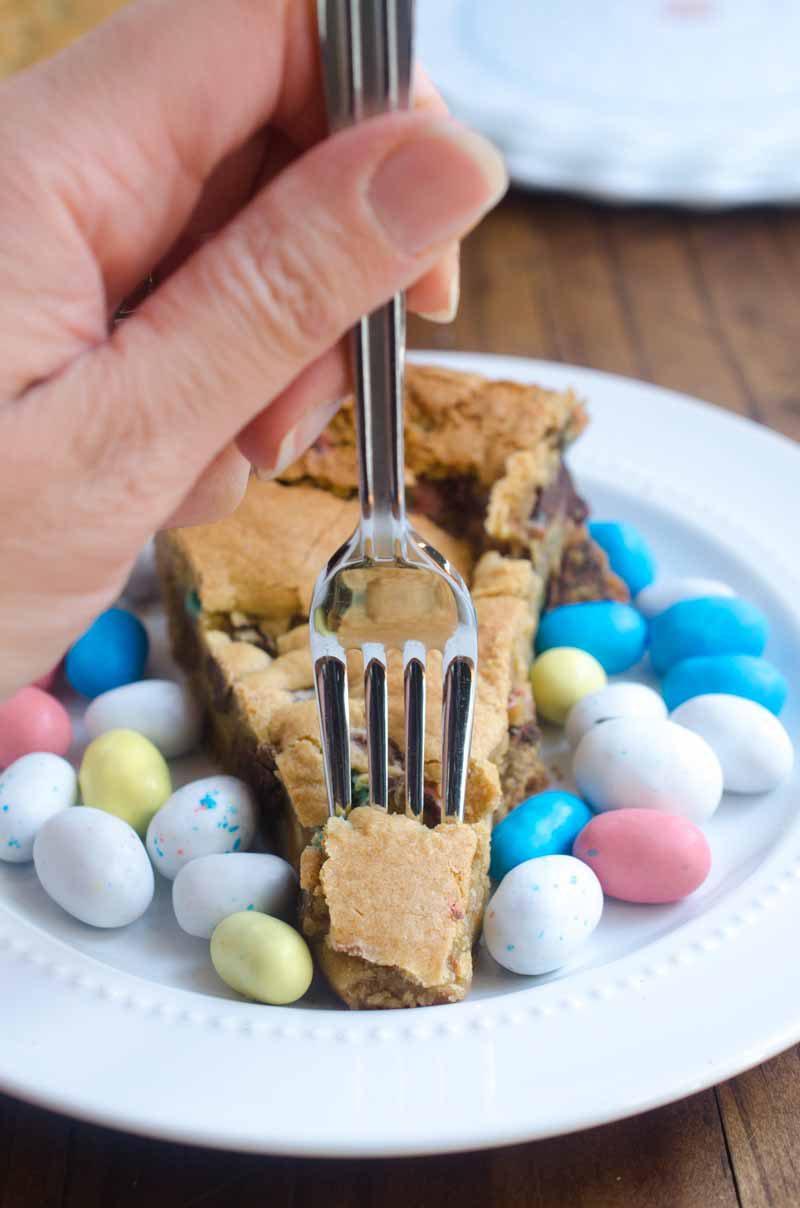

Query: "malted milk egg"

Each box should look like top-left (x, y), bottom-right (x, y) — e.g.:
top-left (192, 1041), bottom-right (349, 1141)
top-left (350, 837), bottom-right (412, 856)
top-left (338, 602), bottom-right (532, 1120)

top-left (147, 775), bottom-right (257, 879)
top-left (0, 753), bottom-right (77, 863)
top-left (483, 855), bottom-right (603, 976)
top-left (173, 852), bottom-right (297, 938)
top-left (33, 807), bottom-right (154, 928)
top-left (565, 682), bottom-right (667, 748)
top-left (85, 680), bottom-right (202, 759)
top-left (671, 694), bottom-right (794, 794)
top-left (635, 577), bottom-right (734, 619)
top-left (574, 717), bottom-right (723, 823)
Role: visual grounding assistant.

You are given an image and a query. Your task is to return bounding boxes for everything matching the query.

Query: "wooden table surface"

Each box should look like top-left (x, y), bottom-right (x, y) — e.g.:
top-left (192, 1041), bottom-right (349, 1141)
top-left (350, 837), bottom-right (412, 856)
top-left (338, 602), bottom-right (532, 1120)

top-left (1, 192), bottom-right (799, 1208)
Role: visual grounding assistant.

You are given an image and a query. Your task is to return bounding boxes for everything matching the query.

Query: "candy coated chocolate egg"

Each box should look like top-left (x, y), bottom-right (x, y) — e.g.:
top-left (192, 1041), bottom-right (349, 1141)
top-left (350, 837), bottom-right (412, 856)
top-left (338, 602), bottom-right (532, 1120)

top-left (574, 717), bottom-right (723, 823)
top-left (649, 596), bottom-right (768, 676)
top-left (588, 521), bottom-right (656, 595)
top-left (635, 577), bottom-right (735, 619)
top-left (530, 647), bottom-right (606, 725)
top-left (662, 654), bottom-right (787, 715)
top-left (210, 911), bottom-right (313, 1004)
top-left (573, 810), bottom-right (711, 903)
top-left (85, 680), bottom-right (202, 759)
top-left (490, 791), bottom-right (593, 882)
top-left (484, 855), bottom-right (603, 976)
top-left (565, 682), bottom-right (667, 748)
top-left (536, 603), bottom-right (647, 674)
top-left (671, 694), bottom-right (793, 794)
top-left (122, 540), bottom-right (158, 604)
top-left (34, 807), bottom-right (154, 928)
top-left (147, 775), bottom-right (257, 879)
top-left (0, 688), bottom-right (71, 768)
top-left (0, 753), bottom-right (77, 863)
top-left (80, 729), bottom-right (172, 837)
top-left (173, 852), bottom-right (298, 939)
top-left (65, 608), bottom-right (149, 699)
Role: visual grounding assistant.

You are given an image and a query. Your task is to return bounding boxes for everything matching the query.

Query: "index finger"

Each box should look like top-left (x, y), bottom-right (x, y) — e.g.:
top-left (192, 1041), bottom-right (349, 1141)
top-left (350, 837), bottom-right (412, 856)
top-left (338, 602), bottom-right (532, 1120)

top-left (3, 0), bottom-right (450, 305)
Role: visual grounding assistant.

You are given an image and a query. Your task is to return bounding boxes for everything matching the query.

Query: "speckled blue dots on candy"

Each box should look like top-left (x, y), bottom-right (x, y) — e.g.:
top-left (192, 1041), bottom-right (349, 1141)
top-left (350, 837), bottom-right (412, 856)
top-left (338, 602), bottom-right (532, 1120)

top-left (588, 521), bottom-right (656, 596)
top-left (662, 654), bottom-right (788, 715)
top-left (489, 790), bottom-right (593, 882)
top-left (649, 596), bottom-right (768, 676)
top-left (535, 602), bottom-right (647, 674)
top-left (65, 607), bottom-right (149, 699)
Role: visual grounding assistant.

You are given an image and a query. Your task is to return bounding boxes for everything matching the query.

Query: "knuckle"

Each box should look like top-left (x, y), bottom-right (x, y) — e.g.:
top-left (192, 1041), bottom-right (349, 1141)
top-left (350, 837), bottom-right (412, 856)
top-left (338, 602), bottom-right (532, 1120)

top-left (217, 220), bottom-right (346, 361)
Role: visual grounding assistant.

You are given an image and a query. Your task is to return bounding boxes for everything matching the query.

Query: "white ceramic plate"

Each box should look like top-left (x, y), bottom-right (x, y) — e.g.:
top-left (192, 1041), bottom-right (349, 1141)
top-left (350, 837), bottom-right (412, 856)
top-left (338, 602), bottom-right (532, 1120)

top-left (419, 0), bottom-right (800, 206)
top-left (1, 352), bottom-right (799, 1157)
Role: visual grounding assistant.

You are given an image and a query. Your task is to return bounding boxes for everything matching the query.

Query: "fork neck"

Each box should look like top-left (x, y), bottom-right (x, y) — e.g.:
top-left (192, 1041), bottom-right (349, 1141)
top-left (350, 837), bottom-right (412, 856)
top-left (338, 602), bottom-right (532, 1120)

top-left (353, 293), bottom-right (408, 560)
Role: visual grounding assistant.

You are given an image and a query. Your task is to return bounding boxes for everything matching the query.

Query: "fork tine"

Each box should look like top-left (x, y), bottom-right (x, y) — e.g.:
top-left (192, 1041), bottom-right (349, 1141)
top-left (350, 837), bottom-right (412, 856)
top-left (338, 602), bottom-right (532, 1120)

top-left (403, 641), bottom-right (426, 817)
top-left (441, 656), bottom-right (477, 821)
top-left (363, 642), bottom-right (389, 808)
top-left (314, 655), bottom-right (352, 816)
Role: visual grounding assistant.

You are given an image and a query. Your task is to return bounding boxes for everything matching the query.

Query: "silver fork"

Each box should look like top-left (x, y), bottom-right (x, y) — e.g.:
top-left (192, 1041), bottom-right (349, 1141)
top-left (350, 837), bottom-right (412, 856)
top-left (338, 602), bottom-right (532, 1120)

top-left (311, 0), bottom-right (478, 822)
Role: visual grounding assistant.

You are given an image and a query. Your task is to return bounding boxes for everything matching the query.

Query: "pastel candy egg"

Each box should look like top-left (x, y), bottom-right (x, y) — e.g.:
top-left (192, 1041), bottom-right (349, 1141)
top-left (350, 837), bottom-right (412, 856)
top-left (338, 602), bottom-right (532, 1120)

top-left (483, 855), bottom-right (603, 976)
top-left (65, 607), bottom-right (149, 699)
top-left (147, 775), bottom-right (257, 879)
top-left (536, 602), bottom-right (647, 675)
top-left (662, 654), bottom-right (787, 716)
top-left (490, 791), bottom-right (593, 882)
top-left (0, 753), bottom-right (77, 863)
top-left (671, 695), bottom-right (794, 794)
top-left (210, 911), bottom-right (313, 1005)
top-left (85, 680), bottom-right (202, 759)
top-left (122, 539), bottom-right (158, 604)
top-left (565, 682), bottom-right (667, 748)
top-left (0, 688), bottom-right (72, 768)
top-left (573, 810), bottom-right (711, 903)
top-left (34, 807), bottom-right (154, 928)
top-left (173, 852), bottom-right (298, 939)
top-left (649, 596), bottom-right (768, 676)
top-left (574, 717), bottom-right (723, 823)
top-left (588, 521), bottom-right (656, 595)
top-left (635, 577), bottom-right (735, 619)
top-left (79, 729), bottom-right (172, 838)
top-left (530, 648), bottom-right (606, 725)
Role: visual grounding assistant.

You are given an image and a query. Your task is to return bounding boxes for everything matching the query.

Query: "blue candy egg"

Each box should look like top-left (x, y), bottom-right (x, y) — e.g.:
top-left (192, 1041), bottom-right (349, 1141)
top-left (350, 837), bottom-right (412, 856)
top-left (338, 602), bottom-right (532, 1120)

top-left (490, 791), bottom-right (593, 882)
top-left (649, 596), bottom-right (768, 676)
top-left (66, 608), bottom-right (149, 699)
top-left (536, 602), bottom-right (647, 674)
top-left (662, 654), bottom-right (787, 715)
top-left (588, 521), bottom-right (656, 595)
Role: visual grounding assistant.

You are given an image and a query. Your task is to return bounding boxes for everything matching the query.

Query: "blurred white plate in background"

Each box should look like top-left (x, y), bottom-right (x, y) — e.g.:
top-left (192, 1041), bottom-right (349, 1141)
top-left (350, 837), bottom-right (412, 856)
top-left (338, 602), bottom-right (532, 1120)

top-left (419, 0), bottom-right (800, 207)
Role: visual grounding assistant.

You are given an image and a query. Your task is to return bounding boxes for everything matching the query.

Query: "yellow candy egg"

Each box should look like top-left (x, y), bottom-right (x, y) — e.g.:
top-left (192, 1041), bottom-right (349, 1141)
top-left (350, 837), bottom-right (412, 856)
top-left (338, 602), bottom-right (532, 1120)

top-left (531, 647), bottom-right (607, 726)
top-left (79, 728), bottom-right (172, 837)
top-left (210, 911), bottom-right (313, 1005)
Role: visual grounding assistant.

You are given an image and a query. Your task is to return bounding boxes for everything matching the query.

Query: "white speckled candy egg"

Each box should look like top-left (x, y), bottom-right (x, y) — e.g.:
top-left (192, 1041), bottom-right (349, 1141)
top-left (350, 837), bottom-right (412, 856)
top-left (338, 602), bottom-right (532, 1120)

top-left (484, 855), bottom-right (603, 976)
top-left (0, 753), bottom-right (77, 863)
top-left (84, 680), bottom-right (202, 759)
top-left (635, 576), bottom-right (734, 619)
top-left (33, 807), bottom-right (154, 927)
top-left (574, 717), bottom-right (723, 823)
top-left (671, 694), bottom-right (794, 794)
top-left (172, 852), bottom-right (297, 938)
top-left (565, 682), bottom-right (667, 748)
top-left (146, 775), bottom-right (257, 880)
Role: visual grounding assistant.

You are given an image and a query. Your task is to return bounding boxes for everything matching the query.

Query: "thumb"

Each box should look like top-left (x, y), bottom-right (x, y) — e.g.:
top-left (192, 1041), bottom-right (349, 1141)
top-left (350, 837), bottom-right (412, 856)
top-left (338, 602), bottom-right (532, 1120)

top-left (48, 112), bottom-right (506, 523)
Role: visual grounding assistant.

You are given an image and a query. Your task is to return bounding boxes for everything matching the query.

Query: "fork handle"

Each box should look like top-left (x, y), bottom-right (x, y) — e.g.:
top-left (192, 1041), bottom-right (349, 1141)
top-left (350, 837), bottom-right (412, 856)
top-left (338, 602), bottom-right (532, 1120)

top-left (318, 0), bottom-right (414, 559)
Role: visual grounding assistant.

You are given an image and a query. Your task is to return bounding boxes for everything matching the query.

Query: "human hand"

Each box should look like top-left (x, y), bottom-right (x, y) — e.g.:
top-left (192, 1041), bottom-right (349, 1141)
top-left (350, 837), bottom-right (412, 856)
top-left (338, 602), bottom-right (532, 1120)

top-left (0, 0), bottom-right (507, 698)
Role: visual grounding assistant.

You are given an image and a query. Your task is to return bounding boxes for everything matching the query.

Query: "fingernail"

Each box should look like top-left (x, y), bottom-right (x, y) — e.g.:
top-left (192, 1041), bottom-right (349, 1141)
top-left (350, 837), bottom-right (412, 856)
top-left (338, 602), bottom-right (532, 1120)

top-left (418, 260), bottom-right (461, 324)
top-left (368, 120), bottom-right (508, 255)
top-left (255, 398), bottom-right (341, 481)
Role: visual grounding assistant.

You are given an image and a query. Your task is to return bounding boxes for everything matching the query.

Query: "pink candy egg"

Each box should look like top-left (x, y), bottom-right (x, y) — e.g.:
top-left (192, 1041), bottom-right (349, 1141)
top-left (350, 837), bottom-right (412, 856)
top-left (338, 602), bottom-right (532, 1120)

top-left (0, 688), bottom-right (72, 768)
top-left (33, 666), bottom-right (59, 691)
top-left (572, 809), bottom-right (711, 904)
